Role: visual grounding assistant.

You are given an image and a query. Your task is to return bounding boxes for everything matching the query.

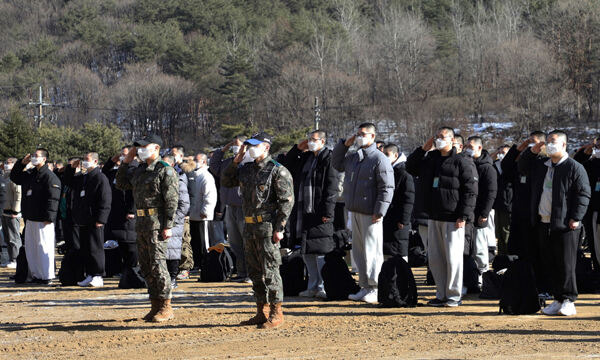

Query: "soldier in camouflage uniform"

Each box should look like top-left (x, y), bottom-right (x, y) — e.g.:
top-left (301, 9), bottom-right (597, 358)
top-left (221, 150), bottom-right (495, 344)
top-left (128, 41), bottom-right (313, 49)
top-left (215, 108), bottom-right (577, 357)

top-left (116, 134), bottom-right (179, 323)
top-left (222, 132), bottom-right (294, 329)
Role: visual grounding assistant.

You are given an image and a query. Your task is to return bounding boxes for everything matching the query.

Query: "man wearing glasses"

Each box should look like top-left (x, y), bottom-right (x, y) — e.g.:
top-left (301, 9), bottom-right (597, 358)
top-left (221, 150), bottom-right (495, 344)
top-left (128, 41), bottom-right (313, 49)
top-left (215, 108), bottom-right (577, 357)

top-left (406, 127), bottom-right (478, 307)
top-left (332, 123), bottom-right (395, 304)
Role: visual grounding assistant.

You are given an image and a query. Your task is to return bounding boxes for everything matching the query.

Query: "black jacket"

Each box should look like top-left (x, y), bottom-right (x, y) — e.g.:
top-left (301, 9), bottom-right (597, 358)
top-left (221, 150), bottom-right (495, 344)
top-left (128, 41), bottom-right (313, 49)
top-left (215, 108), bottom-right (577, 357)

top-left (574, 149), bottom-right (600, 214)
top-left (473, 150), bottom-right (498, 228)
top-left (383, 162), bottom-right (415, 255)
top-left (518, 149), bottom-right (590, 231)
top-left (10, 161), bottom-right (61, 223)
top-left (406, 147), bottom-right (478, 223)
top-left (62, 165), bottom-right (112, 226)
top-left (102, 158), bottom-right (137, 243)
top-left (280, 145), bottom-right (337, 255)
top-left (502, 145), bottom-right (531, 220)
top-left (492, 158), bottom-right (513, 213)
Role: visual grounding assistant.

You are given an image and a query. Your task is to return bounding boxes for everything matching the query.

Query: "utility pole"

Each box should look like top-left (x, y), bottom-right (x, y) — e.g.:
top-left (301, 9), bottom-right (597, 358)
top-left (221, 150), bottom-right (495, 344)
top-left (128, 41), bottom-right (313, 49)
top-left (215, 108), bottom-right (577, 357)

top-left (28, 86), bottom-right (51, 128)
top-left (314, 96), bottom-right (321, 130)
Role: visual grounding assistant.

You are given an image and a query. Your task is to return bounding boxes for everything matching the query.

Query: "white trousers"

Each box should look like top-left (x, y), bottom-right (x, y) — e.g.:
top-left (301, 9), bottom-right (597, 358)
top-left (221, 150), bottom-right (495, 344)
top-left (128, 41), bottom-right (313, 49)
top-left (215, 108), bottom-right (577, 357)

top-left (24, 220), bottom-right (55, 280)
top-left (474, 209), bottom-right (495, 277)
top-left (428, 220), bottom-right (465, 302)
top-left (350, 212), bottom-right (383, 289)
top-left (303, 254), bottom-right (325, 291)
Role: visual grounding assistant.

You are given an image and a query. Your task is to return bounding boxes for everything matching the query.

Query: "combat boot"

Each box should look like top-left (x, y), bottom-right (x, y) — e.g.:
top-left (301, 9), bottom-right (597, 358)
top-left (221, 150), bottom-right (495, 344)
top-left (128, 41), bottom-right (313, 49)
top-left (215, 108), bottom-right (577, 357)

top-left (151, 299), bottom-right (174, 323)
top-left (258, 303), bottom-right (284, 329)
top-left (142, 299), bottom-right (160, 321)
top-left (240, 303), bottom-right (269, 326)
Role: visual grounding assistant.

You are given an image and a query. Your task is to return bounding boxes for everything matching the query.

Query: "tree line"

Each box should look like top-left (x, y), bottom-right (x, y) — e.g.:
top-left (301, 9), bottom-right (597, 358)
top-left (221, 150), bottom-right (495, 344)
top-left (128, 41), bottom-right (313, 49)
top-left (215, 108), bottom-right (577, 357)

top-left (0, 0), bottom-right (599, 154)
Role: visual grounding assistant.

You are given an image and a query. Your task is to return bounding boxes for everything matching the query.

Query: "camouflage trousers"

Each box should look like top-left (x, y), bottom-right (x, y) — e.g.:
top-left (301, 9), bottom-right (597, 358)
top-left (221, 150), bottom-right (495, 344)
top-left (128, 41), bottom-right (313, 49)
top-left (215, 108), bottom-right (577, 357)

top-left (137, 230), bottom-right (171, 300)
top-left (179, 218), bottom-right (194, 271)
top-left (244, 222), bottom-right (283, 304)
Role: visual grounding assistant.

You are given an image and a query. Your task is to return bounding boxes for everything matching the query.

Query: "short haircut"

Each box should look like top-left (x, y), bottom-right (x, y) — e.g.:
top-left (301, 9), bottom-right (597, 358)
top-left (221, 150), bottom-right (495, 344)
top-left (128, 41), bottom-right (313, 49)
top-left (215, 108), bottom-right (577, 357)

top-left (358, 122), bottom-right (376, 134)
top-left (122, 145), bottom-right (131, 150)
top-left (162, 154), bottom-right (175, 166)
top-left (453, 134), bottom-right (463, 145)
top-left (530, 131), bottom-right (546, 141)
top-left (87, 152), bottom-right (99, 161)
top-left (376, 140), bottom-right (386, 146)
top-left (36, 148), bottom-right (49, 159)
top-left (383, 143), bottom-right (399, 155)
top-left (195, 153), bottom-right (207, 163)
top-left (172, 145), bottom-right (185, 153)
top-left (310, 130), bottom-right (327, 140)
top-left (549, 129), bottom-right (568, 143)
top-left (438, 126), bottom-right (455, 138)
top-left (467, 136), bottom-right (483, 147)
top-left (6, 157), bottom-right (17, 163)
top-left (498, 144), bottom-right (510, 150)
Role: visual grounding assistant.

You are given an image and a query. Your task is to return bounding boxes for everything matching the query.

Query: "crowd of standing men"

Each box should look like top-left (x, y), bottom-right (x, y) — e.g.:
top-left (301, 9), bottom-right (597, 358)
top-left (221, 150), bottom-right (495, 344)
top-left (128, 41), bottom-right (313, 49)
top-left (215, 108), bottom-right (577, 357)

top-left (0, 123), bottom-right (597, 327)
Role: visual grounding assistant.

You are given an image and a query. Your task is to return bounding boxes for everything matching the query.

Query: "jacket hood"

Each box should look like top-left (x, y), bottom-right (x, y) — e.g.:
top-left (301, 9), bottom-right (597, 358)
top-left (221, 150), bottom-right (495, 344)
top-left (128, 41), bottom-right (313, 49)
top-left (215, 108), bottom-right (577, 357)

top-left (181, 160), bottom-right (196, 174)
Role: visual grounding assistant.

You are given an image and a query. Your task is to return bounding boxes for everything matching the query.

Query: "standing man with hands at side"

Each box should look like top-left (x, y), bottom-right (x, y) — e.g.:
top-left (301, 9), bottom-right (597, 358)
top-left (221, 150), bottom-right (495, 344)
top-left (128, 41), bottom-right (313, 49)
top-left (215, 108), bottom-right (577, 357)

top-left (222, 132), bottom-right (294, 329)
top-left (116, 134), bottom-right (179, 323)
top-left (332, 123), bottom-right (395, 304)
top-left (10, 148), bottom-right (61, 284)
top-left (519, 130), bottom-right (590, 317)
top-left (405, 127), bottom-right (478, 307)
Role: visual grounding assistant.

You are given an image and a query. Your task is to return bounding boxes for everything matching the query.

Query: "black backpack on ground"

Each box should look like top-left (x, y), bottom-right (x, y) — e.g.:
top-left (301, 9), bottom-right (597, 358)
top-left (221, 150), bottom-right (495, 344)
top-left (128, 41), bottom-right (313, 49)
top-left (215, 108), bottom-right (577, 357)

top-left (499, 259), bottom-right (542, 315)
top-left (279, 248), bottom-right (308, 296)
top-left (333, 229), bottom-right (352, 251)
top-left (492, 254), bottom-right (519, 272)
top-left (378, 256), bottom-right (418, 307)
top-left (479, 270), bottom-right (503, 299)
top-left (118, 266), bottom-right (147, 289)
top-left (200, 247), bottom-right (234, 282)
top-left (408, 231), bottom-right (427, 267)
top-left (14, 246), bottom-right (28, 284)
top-left (104, 247), bottom-right (122, 278)
top-left (321, 249), bottom-right (360, 300)
top-left (576, 250), bottom-right (600, 294)
top-left (463, 254), bottom-right (480, 294)
top-left (58, 249), bottom-right (85, 286)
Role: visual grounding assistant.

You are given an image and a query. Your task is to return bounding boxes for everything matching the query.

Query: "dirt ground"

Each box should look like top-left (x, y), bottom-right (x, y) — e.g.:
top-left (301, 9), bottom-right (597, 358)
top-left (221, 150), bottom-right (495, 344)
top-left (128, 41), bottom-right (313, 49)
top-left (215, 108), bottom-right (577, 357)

top-left (0, 262), bottom-right (599, 360)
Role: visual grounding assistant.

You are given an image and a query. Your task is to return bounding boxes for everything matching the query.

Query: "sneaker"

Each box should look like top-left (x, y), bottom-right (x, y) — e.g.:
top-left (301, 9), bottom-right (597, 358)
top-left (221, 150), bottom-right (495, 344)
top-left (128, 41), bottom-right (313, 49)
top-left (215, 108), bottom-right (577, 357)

top-left (361, 288), bottom-right (378, 304)
top-left (230, 275), bottom-right (249, 283)
top-left (89, 276), bottom-right (104, 287)
top-left (171, 278), bottom-right (178, 289)
top-left (427, 298), bottom-right (447, 307)
top-left (542, 300), bottom-right (562, 316)
top-left (444, 300), bottom-right (462, 307)
top-left (348, 288), bottom-right (369, 301)
top-left (315, 289), bottom-right (327, 299)
top-left (38, 279), bottom-right (54, 286)
top-left (557, 300), bottom-right (576, 316)
top-left (77, 275), bottom-right (93, 287)
top-left (176, 270), bottom-right (189, 280)
top-left (0, 262), bottom-right (7, 268)
top-left (299, 289), bottom-right (318, 297)
top-left (6, 261), bottom-right (16, 269)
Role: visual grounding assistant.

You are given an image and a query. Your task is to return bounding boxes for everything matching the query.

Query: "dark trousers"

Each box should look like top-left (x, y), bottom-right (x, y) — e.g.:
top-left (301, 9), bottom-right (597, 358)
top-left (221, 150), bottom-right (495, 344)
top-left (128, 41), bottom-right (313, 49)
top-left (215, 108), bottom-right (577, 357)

top-left (333, 202), bottom-right (347, 232)
top-left (1, 215), bottom-right (21, 261)
top-left (533, 222), bottom-right (580, 301)
top-left (494, 210), bottom-right (511, 255)
top-left (118, 241), bottom-right (138, 268)
top-left (190, 220), bottom-right (209, 270)
top-left (507, 216), bottom-right (531, 258)
top-left (72, 224), bottom-right (105, 276)
top-left (582, 211), bottom-right (600, 271)
top-left (166, 259), bottom-right (180, 281)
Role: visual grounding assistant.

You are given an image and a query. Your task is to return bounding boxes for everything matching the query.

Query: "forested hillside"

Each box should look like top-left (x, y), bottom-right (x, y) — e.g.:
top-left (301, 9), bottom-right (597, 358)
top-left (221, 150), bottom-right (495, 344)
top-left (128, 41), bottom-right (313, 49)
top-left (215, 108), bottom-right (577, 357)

top-left (1, 0), bottom-right (599, 154)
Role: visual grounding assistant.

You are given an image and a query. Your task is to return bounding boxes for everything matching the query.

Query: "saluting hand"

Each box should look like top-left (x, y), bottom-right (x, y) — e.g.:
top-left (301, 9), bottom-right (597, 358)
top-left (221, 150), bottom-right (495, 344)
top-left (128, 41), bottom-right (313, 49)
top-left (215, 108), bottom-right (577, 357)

top-left (344, 135), bottom-right (356, 147)
top-left (422, 137), bottom-right (435, 152)
top-left (531, 141), bottom-right (545, 155)
top-left (123, 147), bottom-right (137, 164)
top-left (233, 144), bottom-right (247, 164)
top-left (22, 154), bottom-right (31, 165)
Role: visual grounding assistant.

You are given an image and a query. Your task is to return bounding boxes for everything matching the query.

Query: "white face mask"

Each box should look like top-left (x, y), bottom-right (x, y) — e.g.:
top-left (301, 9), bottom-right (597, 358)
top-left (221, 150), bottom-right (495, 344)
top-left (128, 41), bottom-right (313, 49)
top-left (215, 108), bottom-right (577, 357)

top-left (528, 142), bottom-right (535, 148)
top-left (119, 155), bottom-right (125, 162)
top-left (82, 161), bottom-right (94, 169)
top-left (31, 157), bottom-right (43, 166)
top-left (307, 141), bottom-right (321, 152)
top-left (435, 138), bottom-right (448, 150)
top-left (546, 142), bottom-right (562, 156)
top-left (240, 151), bottom-right (253, 165)
top-left (497, 153), bottom-right (505, 161)
top-left (174, 155), bottom-right (183, 164)
top-left (356, 136), bottom-right (369, 148)
top-left (137, 147), bottom-right (151, 161)
top-left (465, 148), bottom-right (475, 157)
top-left (231, 146), bottom-right (240, 155)
top-left (248, 146), bottom-right (264, 160)
top-left (593, 148), bottom-right (600, 159)
top-left (4, 163), bottom-right (13, 171)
